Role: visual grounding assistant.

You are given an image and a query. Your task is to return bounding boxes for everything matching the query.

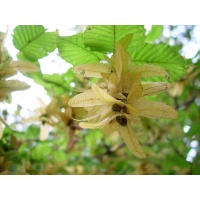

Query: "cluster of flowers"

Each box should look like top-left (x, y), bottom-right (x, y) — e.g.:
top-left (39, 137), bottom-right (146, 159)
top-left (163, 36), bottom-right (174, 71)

top-left (0, 31), bottom-right (39, 138)
top-left (68, 36), bottom-right (178, 158)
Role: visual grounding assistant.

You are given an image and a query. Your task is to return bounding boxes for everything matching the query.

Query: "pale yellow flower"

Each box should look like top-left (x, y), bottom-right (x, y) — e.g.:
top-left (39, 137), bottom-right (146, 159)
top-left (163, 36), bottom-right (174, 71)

top-left (69, 81), bottom-right (177, 158)
top-left (0, 30), bottom-right (39, 138)
top-left (68, 39), bottom-right (178, 158)
top-left (25, 98), bottom-right (60, 141)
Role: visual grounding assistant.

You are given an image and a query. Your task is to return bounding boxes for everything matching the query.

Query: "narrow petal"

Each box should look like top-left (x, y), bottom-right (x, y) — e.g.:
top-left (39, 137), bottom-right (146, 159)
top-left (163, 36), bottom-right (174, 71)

top-left (8, 60), bottom-right (39, 72)
top-left (74, 113), bottom-right (101, 122)
top-left (0, 80), bottom-right (30, 91)
top-left (118, 121), bottom-right (146, 159)
top-left (0, 88), bottom-right (11, 101)
top-left (132, 64), bottom-right (167, 78)
top-left (102, 121), bottom-right (119, 135)
top-left (74, 64), bottom-right (111, 78)
top-left (79, 114), bottom-right (120, 129)
top-left (142, 82), bottom-right (171, 96)
top-left (92, 84), bottom-right (124, 105)
top-left (68, 90), bottom-right (105, 107)
top-left (87, 104), bottom-right (112, 121)
top-left (39, 124), bottom-right (50, 141)
top-left (79, 118), bottom-right (109, 129)
top-left (127, 84), bottom-right (143, 102)
top-left (126, 104), bottom-right (140, 115)
top-left (134, 98), bottom-right (178, 119)
top-left (0, 69), bottom-right (17, 78)
top-left (84, 71), bottom-right (103, 78)
top-left (111, 43), bottom-right (128, 78)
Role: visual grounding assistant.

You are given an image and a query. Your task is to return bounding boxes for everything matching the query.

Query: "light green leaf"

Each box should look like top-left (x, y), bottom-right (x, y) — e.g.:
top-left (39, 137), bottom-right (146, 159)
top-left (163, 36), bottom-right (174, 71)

top-left (12, 25), bottom-right (58, 61)
top-left (145, 25), bottom-right (163, 43)
top-left (58, 33), bottom-right (105, 66)
top-left (131, 43), bottom-right (189, 81)
top-left (84, 25), bottom-right (146, 52)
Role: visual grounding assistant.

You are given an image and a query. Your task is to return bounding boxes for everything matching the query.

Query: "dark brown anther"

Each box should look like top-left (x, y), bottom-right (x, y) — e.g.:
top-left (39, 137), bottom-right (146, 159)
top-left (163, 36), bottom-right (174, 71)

top-left (122, 93), bottom-right (128, 98)
top-left (116, 116), bottom-right (127, 126)
top-left (112, 104), bottom-right (122, 112)
top-left (122, 105), bottom-right (128, 113)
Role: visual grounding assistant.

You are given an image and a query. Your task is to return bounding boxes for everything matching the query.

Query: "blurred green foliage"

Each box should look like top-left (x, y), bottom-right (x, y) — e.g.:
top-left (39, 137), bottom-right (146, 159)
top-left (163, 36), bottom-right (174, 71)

top-left (0, 25), bottom-right (200, 175)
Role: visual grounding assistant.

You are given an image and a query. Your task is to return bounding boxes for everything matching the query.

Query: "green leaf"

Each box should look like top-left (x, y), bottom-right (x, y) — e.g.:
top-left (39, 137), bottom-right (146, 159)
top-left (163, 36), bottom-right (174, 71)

top-left (84, 25), bottom-right (146, 52)
top-left (185, 123), bottom-right (200, 137)
top-left (145, 25), bottom-right (163, 43)
top-left (58, 33), bottom-right (105, 66)
top-left (131, 43), bottom-right (189, 81)
top-left (31, 142), bottom-right (51, 161)
top-left (16, 51), bottom-right (40, 67)
top-left (12, 25), bottom-right (58, 61)
top-left (28, 68), bottom-right (76, 95)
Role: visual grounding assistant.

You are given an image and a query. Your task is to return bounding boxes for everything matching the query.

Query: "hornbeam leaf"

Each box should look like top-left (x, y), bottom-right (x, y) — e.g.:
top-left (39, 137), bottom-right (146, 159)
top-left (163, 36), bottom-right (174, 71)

top-left (84, 25), bottom-right (146, 52)
top-left (12, 25), bottom-right (58, 61)
top-left (145, 25), bottom-right (163, 43)
top-left (131, 43), bottom-right (189, 81)
top-left (58, 33), bottom-right (105, 66)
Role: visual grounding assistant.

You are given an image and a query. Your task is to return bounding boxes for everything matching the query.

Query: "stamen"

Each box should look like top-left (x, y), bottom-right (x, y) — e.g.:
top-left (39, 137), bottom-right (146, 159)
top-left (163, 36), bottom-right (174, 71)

top-left (112, 104), bottom-right (122, 112)
top-left (116, 116), bottom-right (127, 126)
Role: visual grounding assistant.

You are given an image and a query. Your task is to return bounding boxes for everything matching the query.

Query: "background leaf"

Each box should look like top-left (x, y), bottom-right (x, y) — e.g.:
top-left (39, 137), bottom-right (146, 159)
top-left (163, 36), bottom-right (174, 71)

top-left (145, 25), bottom-right (163, 43)
top-left (58, 33), bottom-right (105, 66)
top-left (84, 25), bottom-right (146, 52)
top-left (131, 43), bottom-right (189, 81)
top-left (12, 25), bottom-right (58, 61)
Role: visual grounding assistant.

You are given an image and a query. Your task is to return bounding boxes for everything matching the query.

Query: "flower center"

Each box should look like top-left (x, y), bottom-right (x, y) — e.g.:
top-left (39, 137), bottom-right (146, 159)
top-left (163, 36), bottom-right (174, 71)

top-left (112, 104), bottom-right (122, 112)
top-left (116, 116), bottom-right (127, 126)
top-left (112, 104), bottom-right (128, 114)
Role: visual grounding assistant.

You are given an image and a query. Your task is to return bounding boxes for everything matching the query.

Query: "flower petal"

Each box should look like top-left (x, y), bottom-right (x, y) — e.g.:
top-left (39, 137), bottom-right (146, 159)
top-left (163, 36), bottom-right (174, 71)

top-left (111, 43), bottom-right (127, 76)
top-left (79, 118), bottom-right (109, 129)
top-left (132, 64), bottom-right (168, 78)
top-left (142, 82), bottom-right (171, 96)
top-left (68, 90), bottom-right (105, 107)
top-left (102, 121), bottom-right (119, 135)
top-left (0, 88), bottom-right (11, 101)
top-left (8, 60), bottom-right (39, 72)
top-left (127, 84), bottom-right (143, 102)
top-left (92, 84), bottom-right (124, 105)
top-left (118, 122), bottom-right (146, 159)
top-left (74, 64), bottom-right (111, 78)
top-left (0, 79), bottom-right (30, 91)
top-left (79, 114), bottom-right (120, 129)
top-left (40, 123), bottom-right (50, 141)
top-left (134, 98), bottom-right (178, 119)
top-left (0, 69), bottom-right (17, 78)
